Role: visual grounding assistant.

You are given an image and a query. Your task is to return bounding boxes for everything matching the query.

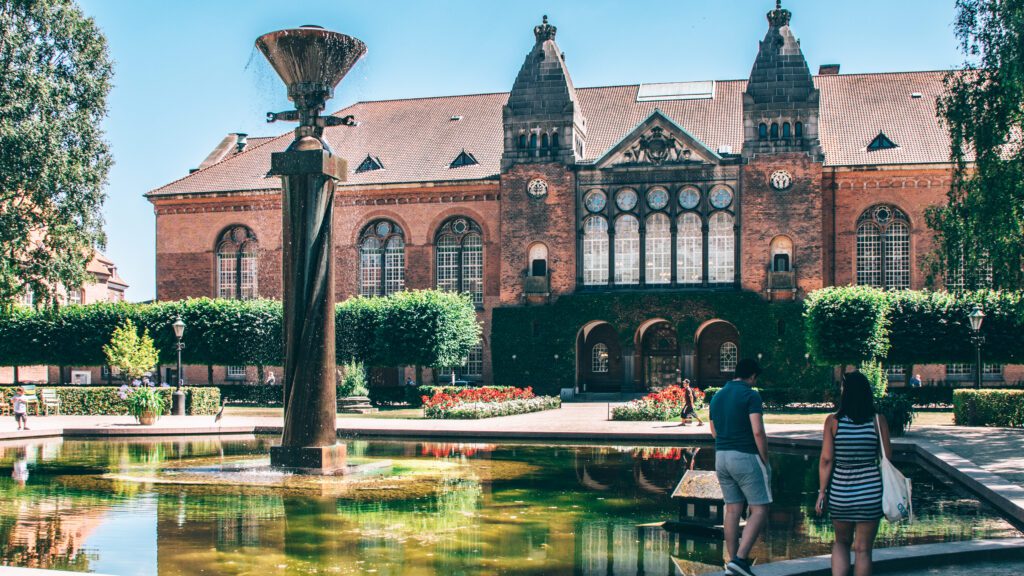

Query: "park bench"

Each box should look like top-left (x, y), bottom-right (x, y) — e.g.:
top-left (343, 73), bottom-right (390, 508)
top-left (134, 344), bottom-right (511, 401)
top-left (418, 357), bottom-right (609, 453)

top-left (40, 388), bottom-right (61, 415)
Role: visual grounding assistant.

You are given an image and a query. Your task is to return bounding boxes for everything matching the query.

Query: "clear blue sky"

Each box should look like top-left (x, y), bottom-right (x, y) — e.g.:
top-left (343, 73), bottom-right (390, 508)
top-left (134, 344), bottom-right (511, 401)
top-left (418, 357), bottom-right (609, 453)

top-left (77, 0), bottom-right (963, 301)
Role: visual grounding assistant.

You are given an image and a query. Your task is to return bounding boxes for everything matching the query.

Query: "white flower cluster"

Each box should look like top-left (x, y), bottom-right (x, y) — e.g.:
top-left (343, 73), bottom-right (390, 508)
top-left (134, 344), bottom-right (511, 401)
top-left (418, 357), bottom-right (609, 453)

top-left (427, 396), bottom-right (561, 419)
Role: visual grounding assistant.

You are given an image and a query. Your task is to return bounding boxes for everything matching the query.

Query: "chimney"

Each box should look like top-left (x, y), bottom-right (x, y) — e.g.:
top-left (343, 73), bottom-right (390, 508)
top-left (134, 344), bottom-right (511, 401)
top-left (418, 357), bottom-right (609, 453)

top-left (818, 64), bottom-right (840, 76)
top-left (235, 133), bottom-right (248, 152)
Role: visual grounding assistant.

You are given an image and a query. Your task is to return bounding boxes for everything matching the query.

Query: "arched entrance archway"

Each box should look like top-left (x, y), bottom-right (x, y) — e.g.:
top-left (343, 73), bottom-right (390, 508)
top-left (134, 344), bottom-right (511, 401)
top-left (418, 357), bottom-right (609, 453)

top-left (576, 321), bottom-right (623, 392)
top-left (638, 320), bottom-right (679, 391)
top-left (695, 320), bottom-right (740, 389)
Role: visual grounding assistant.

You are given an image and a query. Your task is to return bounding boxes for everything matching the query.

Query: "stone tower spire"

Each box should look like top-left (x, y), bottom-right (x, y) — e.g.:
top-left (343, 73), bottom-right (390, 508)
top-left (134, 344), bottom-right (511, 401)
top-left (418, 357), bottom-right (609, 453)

top-left (743, 1), bottom-right (821, 158)
top-left (502, 15), bottom-right (587, 170)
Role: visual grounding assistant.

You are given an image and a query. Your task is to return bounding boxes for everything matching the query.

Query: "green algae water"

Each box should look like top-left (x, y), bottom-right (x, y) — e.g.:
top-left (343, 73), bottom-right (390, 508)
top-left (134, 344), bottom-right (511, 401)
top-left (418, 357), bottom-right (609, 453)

top-left (0, 436), bottom-right (1018, 575)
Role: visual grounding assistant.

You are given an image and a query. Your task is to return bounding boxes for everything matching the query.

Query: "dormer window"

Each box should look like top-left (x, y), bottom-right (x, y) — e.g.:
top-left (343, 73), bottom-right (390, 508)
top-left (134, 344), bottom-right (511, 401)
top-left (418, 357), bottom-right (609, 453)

top-left (450, 150), bottom-right (478, 168)
top-left (867, 132), bottom-right (898, 151)
top-left (355, 155), bottom-right (384, 173)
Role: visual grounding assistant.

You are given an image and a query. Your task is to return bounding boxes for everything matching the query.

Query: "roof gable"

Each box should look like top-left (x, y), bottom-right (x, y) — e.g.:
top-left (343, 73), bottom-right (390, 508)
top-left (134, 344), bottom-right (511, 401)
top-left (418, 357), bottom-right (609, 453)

top-left (591, 109), bottom-right (722, 168)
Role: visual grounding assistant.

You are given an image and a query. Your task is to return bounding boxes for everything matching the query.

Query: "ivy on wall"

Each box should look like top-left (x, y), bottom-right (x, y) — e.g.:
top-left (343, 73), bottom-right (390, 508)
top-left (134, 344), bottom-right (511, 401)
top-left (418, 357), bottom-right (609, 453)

top-left (491, 291), bottom-right (829, 397)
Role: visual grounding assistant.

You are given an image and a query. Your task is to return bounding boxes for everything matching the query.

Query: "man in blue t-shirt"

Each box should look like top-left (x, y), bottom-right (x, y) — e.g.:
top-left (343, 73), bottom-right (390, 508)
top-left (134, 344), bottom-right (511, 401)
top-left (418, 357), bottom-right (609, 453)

top-left (709, 358), bottom-right (769, 576)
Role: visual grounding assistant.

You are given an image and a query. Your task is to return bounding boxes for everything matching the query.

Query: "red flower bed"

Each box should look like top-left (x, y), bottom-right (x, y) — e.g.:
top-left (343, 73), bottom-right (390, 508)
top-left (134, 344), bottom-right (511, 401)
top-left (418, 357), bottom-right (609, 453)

top-left (643, 385), bottom-right (704, 406)
top-left (422, 386), bottom-right (535, 409)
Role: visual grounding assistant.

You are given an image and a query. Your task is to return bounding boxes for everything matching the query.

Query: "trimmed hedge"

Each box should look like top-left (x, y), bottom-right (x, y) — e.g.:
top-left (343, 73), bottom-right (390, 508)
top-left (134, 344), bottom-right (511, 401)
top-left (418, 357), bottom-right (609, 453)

top-left (891, 384), bottom-right (1024, 406)
top-left (704, 386), bottom-right (834, 408)
top-left (805, 287), bottom-right (1024, 365)
top-left (0, 386), bottom-right (220, 416)
top-left (953, 389), bottom-right (1024, 427)
top-left (492, 291), bottom-right (830, 398)
top-left (0, 291), bottom-right (479, 370)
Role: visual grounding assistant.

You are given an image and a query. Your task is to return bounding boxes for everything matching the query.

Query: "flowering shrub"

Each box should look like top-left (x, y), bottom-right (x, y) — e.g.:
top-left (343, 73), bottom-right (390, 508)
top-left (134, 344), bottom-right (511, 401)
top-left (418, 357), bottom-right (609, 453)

top-left (611, 385), bottom-right (704, 421)
top-left (421, 386), bottom-right (559, 419)
top-left (426, 396), bottom-right (561, 419)
top-left (119, 379), bottom-right (169, 419)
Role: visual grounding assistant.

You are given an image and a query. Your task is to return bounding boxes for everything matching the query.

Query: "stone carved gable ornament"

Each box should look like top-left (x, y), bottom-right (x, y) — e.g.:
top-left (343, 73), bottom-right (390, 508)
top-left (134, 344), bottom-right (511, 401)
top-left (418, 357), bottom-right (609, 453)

top-left (621, 126), bottom-right (694, 166)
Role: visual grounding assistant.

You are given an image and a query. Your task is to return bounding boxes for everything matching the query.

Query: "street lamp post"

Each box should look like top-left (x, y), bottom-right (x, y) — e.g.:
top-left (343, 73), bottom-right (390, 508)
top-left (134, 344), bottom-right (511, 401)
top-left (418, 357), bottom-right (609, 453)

top-left (969, 307), bottom-right (985, 389)
top-left (172, 316), bottom-right (186, 415)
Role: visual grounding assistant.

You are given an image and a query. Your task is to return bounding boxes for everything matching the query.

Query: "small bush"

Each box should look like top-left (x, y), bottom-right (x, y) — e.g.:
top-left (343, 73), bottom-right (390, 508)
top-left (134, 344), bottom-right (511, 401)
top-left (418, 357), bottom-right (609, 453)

top-left (611, 385), bottom-right (705, 421)
top-left (337, 361), bottom-right (368, 398)
top-left (876, 394), bottom-right (915, 437)
top-left (953, 389), bottom-right (1024, 427)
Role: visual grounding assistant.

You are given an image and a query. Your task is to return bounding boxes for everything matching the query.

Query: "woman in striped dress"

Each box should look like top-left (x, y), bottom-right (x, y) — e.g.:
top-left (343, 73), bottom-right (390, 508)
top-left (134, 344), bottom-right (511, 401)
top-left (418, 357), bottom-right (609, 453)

top-left (815, 371), bottom-right (892, 576)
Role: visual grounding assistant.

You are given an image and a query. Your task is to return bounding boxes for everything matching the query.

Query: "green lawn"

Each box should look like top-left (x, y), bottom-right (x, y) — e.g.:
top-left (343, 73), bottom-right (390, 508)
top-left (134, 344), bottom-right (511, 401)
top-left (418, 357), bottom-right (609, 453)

top-left (224, 406), bottom-right (424, 419)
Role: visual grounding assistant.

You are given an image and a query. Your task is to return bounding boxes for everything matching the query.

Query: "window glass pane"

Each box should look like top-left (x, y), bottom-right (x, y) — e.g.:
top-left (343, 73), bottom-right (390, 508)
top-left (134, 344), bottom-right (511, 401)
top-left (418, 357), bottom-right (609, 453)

top-left (645, 213), bottom-right (671, 285)
top-left (583, 217), bottom-right (609, 285)
top-left (359, 236), bottom-right (381, 297)
top-left (217, 252), bottom-right (237, 299)
top-left (384, 236), bottom-right (405, 296)
top-left (465, 344), bottom-right (483, 378)
top-left (983, 364), bottom-right (1003, 376)
top-left (226, 366), bottom-right (246, 379)
top-left (592, 343), bottom-right (609, 373)
top-left (946, 363), bottom-right (972, 377)
top-left (676, 213), bottom-right (702, 284)
top-left (708, 212), bottom-right (735, 283)
top-left (614, 215), bottom-right (640, 285)
top-left (720, 342), bottom-right (738, 372)
top-left (884, 221), bottom-right (910, 289)
top-left (240, 251), bottom-right (258, 299)
top-left (856, 223), bottom-right (882, 287)
top-left (436, 235), bottom-right (459, 292)
top-left (462, 234), bottom-right (484, 305)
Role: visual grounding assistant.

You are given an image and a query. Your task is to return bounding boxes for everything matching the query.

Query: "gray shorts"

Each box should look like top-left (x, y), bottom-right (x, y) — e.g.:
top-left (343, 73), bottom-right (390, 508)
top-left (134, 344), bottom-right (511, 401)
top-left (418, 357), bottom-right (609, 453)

top-left (715, 450), bottom-right (773, 505)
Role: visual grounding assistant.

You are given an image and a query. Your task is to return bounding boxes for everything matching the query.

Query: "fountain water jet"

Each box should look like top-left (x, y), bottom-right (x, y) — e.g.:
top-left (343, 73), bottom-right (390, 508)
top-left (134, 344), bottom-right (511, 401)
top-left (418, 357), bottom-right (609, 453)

top-left (256, 25), bottom-right (366, 473)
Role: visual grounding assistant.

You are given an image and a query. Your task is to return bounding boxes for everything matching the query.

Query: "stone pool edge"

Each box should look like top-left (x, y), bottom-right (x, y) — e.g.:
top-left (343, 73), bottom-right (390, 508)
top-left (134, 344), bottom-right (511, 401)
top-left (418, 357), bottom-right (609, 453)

top-left (694, 537), bottom-right (1024, 576)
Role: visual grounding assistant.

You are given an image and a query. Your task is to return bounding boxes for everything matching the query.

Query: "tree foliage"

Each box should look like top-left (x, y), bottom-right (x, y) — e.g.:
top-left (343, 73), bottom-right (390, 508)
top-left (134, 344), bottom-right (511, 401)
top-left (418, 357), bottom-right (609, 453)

top-left (927, 0), bottom-right (1024, 289)
top-left (102, 319), bottom-right (158, 380)
top-left (0, 0), bottom-right (114, 308)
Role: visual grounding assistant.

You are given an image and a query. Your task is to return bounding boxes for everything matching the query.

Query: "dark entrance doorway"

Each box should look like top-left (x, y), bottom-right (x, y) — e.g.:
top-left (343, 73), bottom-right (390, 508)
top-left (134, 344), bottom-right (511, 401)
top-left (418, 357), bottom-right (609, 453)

top-left (695, 320), bottom-right (740, 389)
top-left (577, 322), bottom-right (622, 392)
top-left (641, 321), bottom-right (679, 391)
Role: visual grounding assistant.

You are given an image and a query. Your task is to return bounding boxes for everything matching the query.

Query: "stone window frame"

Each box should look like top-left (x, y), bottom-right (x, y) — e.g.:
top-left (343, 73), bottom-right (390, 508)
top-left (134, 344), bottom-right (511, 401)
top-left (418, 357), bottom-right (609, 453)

top-left (855, 205), bottom-right (910, 290)
top-left (434, 216), bottom-right (484, 307)
top-left (215, 225), bottom-right (258, 300)
top-left (576, 181), bottom-right (738, 290)
top-left (359, 219), bottom-right (406, 297)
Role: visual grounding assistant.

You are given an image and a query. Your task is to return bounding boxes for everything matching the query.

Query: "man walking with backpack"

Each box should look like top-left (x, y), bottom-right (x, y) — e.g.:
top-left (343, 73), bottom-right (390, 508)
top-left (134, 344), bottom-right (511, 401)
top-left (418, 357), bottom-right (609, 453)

top-left (709, 358), bottom-right (770, 576)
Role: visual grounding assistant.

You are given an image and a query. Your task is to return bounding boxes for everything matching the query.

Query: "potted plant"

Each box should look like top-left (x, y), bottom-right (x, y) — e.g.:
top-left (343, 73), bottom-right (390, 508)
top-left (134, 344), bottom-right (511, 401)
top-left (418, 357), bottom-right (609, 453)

top-left (120, 384), bottom-right (168, 424)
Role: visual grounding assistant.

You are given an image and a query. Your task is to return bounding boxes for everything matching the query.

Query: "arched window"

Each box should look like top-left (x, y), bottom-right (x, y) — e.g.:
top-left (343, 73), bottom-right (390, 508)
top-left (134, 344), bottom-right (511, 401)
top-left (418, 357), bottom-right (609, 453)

top-left (758, 123), bottom-right (768, 140)
top-left (795, 122), bottom-right (803, 138)
top-left (359, 220), bottom-right (405, 297)
top-left (216, 225), bottom-right (258, 299)
top-left (782, 122), bottom-right (791, 138)
top-left (708, 212), bottom-right (735, 283)
top-left (592, 343), bottom-right (609, 373)
top-left (770, 123), bottom-right (779, 139)
top-left (551, 132), bottom-right (560, 149)
top-left (856, 205), bottom-right (910, 289)
top-left (518, 134), bottom-right (527, 149)
top-left (614, 215), bottom-right (640, 285)
top-left (583, 216), bottom-right (609, 285)
top-left (677, 213), bottom-right (703, 284)
top-left (720, 342), bottom-right (738, 373)
top-left (435, 217), bottom-right (484, 306)
top-left (541, 133), bottom-right (549, 149)
top-left (645, 213), bottom-right (671, 285)
top-left (769, 236), bottom-right (794, 272)
top-left (528, 243), bottom-right (548, 277)
top-left (529, 133), bottom-right (537, 149)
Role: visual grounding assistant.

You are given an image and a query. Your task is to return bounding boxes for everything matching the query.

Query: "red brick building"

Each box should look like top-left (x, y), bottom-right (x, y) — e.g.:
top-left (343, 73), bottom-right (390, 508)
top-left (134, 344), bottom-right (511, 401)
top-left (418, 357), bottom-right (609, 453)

top-left (147, 5), bottom-right (1021, 390)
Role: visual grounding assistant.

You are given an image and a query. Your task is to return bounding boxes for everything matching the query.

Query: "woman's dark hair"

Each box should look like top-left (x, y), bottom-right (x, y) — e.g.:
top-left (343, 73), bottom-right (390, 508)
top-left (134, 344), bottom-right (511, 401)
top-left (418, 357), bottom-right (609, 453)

top-left (836, 371), bottom-right (876, 424)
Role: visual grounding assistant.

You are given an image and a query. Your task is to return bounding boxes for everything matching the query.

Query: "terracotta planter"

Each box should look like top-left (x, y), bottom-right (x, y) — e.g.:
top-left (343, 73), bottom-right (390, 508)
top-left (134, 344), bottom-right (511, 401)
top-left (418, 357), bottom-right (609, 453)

top-left (137, 411), bottom-right (158, 425)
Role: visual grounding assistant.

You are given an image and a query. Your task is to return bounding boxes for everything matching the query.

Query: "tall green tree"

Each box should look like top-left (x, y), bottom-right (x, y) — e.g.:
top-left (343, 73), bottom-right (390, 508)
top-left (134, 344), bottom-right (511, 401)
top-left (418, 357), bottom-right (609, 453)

top-left (0, 0), bottom-right (113, 309)
top-left (927, 0), bottom-right (1024, 289)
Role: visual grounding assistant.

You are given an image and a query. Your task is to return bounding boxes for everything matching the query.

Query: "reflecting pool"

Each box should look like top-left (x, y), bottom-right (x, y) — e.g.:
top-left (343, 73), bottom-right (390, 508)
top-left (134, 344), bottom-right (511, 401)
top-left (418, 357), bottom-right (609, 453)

top-left (0, 437), bottom-right (1018, 575)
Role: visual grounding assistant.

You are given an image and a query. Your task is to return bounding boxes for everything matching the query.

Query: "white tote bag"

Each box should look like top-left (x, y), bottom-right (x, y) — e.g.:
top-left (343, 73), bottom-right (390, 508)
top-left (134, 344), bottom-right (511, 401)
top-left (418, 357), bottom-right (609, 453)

top-left (876, 415), bottom-right (913, 523)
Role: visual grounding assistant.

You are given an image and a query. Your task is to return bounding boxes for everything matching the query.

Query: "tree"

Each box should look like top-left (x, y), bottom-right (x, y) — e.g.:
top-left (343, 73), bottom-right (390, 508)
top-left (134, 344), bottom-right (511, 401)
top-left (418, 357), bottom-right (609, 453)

top-left (0, 0), bottom-right (113, 309)
top-left (927, 0), bottom-right (1024, 289)
top-left (103, 319), bottom-right (158, 381)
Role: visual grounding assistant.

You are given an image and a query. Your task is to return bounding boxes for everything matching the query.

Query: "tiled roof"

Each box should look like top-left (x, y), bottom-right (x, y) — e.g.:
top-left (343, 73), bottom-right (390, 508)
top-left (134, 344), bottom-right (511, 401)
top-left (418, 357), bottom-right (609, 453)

top-left (148, 71), bottom-right (953, 197)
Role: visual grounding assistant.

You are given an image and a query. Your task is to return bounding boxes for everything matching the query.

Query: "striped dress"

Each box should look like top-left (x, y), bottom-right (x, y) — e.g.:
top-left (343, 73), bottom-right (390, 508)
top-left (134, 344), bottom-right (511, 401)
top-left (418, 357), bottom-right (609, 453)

top-left (827, 416), bottom-right (883, 522)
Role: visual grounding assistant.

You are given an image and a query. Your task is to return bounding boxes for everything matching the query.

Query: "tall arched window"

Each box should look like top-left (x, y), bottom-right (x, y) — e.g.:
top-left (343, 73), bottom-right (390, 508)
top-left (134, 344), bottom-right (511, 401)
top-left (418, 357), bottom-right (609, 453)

top-left (645, 213), bottom-right (671, 285)
top-left (758, 123), bottom-right (768, 140)
top-left (708, 212), bottom-right (735, 283)
top-left (614, 215), bottom-right (640, 285)
top-left (359, 220), bottom-right (405, 297)
top-left (782, 122), bottom-right (791, 138)
top-left (856, 205), bottom-right (910, 289)
top-left (435, 217), bottom-right (484, 306)
top-left (795, 122), bottom-right (803, 138)
top-left (677, 213), bottom-right (703, 285)
top-left (583, 216), bottom-right (609, 285)
top-left (216, 225), bottom-right (258, 299)
top-left (770, 123), bottom-right (779, 139)
top-left (528, 243), bottom-right (548, 277)
top-left (551, 132), bottom-right (560, 149)
top-left (720, 342), bottom-right (738, 372)
top-left (592, 343), bottom-right (609, 373)
top-left (518, 134), bottom-right (527, 149)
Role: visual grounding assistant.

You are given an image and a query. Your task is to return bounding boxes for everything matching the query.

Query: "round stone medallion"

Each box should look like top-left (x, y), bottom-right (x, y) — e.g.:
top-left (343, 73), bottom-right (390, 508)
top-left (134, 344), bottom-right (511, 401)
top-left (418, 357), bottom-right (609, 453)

top-left (769, 170), bottom-right (793, 191)
top-left (527, 178), bottom-right (548, 199)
